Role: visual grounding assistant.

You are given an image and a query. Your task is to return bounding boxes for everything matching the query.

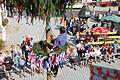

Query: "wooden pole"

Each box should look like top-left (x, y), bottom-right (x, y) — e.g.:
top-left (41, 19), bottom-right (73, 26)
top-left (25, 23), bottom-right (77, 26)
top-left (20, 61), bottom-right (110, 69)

top-left (45, 21), bottom-right (53, 80)
top-left (46, 23), bottom-right (51, 53)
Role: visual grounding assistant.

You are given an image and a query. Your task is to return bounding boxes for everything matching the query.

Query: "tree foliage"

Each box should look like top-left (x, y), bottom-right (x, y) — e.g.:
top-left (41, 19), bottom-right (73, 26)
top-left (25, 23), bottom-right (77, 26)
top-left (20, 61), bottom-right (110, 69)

top-left (1, 0), bottom-right (77, 24)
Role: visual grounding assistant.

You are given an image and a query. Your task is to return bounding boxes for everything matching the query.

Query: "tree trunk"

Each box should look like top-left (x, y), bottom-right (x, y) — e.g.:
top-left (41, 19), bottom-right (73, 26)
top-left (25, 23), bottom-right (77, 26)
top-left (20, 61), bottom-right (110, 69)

top-left (0, 5), bottom-right (6, 41)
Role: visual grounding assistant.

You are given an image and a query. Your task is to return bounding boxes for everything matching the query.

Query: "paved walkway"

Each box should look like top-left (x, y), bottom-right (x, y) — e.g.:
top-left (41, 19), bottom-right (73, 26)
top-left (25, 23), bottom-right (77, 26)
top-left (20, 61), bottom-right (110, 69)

top-left (4, 10), bottom-right (120, 80)
top-left (9, 58), bottom-right (120, 80)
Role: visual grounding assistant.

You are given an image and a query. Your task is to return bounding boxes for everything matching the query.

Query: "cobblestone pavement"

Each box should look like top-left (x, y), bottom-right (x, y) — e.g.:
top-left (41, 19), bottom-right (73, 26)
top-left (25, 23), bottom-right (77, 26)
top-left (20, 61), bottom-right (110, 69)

top-left (10, 58), bottom-right (120, 80)
top-left (5, 7), bottom-right (120, 80)
top-left (12, 65), bottom-right (90, 80)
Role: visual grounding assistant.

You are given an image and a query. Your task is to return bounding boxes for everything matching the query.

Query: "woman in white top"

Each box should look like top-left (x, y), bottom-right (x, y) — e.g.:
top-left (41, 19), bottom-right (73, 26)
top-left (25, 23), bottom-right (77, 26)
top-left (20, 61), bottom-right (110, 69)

top-left (90, 48), bottom-right (96, 63)
top-left (95, 46), bottom-right (101, 62)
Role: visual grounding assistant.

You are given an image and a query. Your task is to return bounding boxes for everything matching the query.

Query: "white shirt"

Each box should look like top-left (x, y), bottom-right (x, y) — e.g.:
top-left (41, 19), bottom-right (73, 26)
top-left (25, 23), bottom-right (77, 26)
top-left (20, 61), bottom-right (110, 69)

top-left (11, 48), bottom-right (17, 56)
top-left (95, 49), bottom-right (101, 56)
top-left (76, 43), bottom-right (82, 50)
top-left (0, 53), bottom-right (6, 61)
top-left (90, 52), bottom-right (95, 57)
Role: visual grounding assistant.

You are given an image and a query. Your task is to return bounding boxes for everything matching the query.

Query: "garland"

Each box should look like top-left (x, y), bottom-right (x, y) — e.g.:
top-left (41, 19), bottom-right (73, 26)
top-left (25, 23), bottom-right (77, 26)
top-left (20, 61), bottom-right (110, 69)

top-left (2, 0), bottom-right (77, 24)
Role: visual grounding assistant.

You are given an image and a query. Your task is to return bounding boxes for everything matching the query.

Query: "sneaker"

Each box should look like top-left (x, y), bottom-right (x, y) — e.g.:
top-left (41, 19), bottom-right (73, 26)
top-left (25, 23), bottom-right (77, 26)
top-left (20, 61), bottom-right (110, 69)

top-left (108, 62), bottom-right (111, 64)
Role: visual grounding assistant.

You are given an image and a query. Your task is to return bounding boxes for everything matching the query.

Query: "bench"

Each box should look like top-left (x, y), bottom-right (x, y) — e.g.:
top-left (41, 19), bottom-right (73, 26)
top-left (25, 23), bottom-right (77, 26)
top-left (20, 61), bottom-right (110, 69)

top-left (93, 32), bottom-right (117, 35)
top-left (117, 53), bottom-right (120, 55)
top-left (87, 41), bottom-right (120, 45)
top-left (99, 36), bottom-right (120, 39)
top-left (80, 35), bottom-right (120, 41)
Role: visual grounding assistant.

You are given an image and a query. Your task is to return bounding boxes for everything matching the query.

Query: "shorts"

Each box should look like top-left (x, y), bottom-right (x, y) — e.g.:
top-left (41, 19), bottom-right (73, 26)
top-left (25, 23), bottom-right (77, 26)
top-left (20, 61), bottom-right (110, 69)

top-left (31, 64), bottom-right (36, 68)
top-left (19, 65), bottom-right (25, 72)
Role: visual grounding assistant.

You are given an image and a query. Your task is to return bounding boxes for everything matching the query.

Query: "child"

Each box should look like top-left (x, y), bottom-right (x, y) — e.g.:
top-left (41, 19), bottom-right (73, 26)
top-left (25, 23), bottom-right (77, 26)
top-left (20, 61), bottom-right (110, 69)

top-left (84, 50), bottom-right (90, 67)
top-left (18, 56), bottom-right (25, 77)
top-left (30, 55), bottom-right (36, 76)
top-left (90, 48), bottom-right (96, 64)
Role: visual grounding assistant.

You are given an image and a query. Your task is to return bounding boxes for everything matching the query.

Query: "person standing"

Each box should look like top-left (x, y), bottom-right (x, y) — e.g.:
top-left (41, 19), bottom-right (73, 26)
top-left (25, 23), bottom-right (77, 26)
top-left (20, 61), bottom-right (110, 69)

top-left (25, 44), bottom-right (29, 65)
top-left (98, 13), bottom-right (102, 22)
top-left (30, 37), bottom-right (34, 47)
top-left (26, 36), bottom-right (30, 46)
top-left (108, 8), bottom-right (112, 15)
top-left (11, 45), bottom-right (17, 61)
top-left (21, 40), bottom-right (26, 57)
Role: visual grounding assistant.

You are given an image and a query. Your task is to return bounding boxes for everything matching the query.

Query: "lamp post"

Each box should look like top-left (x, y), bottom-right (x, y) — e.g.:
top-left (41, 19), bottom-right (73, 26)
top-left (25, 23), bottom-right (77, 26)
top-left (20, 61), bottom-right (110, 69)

top-left (78, 5), bottom-right (91, 33)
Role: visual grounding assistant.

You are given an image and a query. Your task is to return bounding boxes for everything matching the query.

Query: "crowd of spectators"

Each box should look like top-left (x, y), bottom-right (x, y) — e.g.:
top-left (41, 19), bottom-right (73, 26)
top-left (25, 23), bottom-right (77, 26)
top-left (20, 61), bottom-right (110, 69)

top-left (0, 12), bottom-right (119, 80)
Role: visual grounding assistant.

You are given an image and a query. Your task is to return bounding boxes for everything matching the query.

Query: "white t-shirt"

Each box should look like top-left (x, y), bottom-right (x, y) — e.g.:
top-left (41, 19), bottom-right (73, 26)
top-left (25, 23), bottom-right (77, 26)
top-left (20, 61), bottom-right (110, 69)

top-left (11, 48), bottom-right (17, 55)
top-left (0, 53), bottom-right (6, 61)
top-left (76, 43), bottom-right (82, 50)
top-left (95, 49), bottom-right (101, 56)
top-left (90, 52), bottom-right (95, 57)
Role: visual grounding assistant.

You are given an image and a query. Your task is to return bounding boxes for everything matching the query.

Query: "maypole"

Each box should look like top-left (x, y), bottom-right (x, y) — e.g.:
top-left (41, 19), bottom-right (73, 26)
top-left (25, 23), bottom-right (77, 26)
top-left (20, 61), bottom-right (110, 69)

top-left (2, 0), bottom-right (77, 80)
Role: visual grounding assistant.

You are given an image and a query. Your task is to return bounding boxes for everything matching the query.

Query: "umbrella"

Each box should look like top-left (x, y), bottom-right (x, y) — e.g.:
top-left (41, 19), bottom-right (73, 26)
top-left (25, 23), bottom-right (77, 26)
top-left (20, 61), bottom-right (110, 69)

top-left (102, 15), bottom-right (120, 23)
top-left (101, 16), bottom-right (112, 21)
top-left (91, 26), bottom-right (110, 33)
top-left (109, 15), bottom-right (120, 23)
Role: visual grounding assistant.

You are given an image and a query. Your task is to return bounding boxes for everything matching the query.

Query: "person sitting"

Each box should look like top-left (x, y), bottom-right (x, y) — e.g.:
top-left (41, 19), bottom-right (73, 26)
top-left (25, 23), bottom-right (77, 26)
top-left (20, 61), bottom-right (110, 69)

top-left (90, 48), bottom-right (96, 64)
top-left (106, 47), bottom-right (114, 64)
top-left (0, 52), bottom-right (7, 80)
top-left (3, 57), bottom-right (14, 80)
top-left (110, 23), bottom-right (115, 32)
top-left (100, 47), bottom-right (107, 61)
top-left (113, 41), bottom-right (119, 47)
top-left (93, 35), bottom-right (99, 42)
top-left (94, 46), bottom-right (101, 62)
top-left (112, 45), bottom-right (118, 58)
top-left (18, 56), bottom-right (25, 77)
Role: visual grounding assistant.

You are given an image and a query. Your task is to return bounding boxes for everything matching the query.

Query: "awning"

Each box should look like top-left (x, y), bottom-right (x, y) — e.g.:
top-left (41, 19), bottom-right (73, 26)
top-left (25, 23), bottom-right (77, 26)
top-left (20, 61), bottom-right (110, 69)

top-left (102, 15), bottom-right (120, 23)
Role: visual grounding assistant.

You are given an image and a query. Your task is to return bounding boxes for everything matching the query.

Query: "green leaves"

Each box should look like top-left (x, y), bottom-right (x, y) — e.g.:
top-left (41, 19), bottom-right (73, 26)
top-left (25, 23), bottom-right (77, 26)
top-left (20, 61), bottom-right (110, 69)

top-left (0, 40), bottom-right (3, 50)
top-left (3, 0), bottom-right (76, 22)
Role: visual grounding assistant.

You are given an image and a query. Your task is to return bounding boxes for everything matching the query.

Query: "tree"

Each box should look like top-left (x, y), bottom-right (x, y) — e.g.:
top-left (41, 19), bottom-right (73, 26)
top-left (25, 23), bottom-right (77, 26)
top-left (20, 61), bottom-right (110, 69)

top-left (2, 0), bottom-right (77, 23)
top-left (2, 0), bottom-right (77, 50)
top-left (0, 0), bottom-right (77, 80)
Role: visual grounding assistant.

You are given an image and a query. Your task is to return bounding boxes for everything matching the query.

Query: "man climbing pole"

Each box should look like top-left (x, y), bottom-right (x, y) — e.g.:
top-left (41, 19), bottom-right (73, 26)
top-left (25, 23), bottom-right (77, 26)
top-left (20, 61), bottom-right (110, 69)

top-left (46, 20), bottom-right (67, 51)
top-left (46, 18), bottom-right (67, 80)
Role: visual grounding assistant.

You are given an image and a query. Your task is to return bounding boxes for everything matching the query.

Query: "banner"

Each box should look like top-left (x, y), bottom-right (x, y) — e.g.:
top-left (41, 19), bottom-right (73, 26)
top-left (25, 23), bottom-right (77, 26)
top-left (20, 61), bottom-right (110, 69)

top-left (90, 65), bottom-right (120, 80)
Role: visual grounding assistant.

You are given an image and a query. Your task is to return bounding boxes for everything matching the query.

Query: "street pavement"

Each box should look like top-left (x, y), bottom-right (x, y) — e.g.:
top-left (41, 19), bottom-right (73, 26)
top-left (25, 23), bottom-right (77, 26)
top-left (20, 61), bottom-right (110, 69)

top-left (4, 6), bottom-right (120, 80)
top-left (9, 58), bottom-right (120, 80)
